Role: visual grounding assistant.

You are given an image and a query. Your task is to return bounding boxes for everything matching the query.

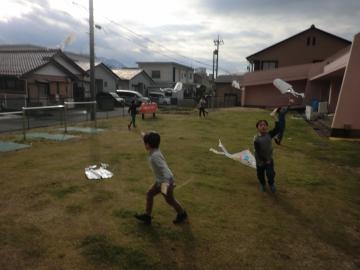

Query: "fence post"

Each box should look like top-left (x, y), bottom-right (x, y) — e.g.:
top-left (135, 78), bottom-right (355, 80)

top-left (22, 109), bottom-right (26, 141)
top-left (64, 104), bottom-right (68, 133)
top-left (94, 102), bottom-right (97, 128)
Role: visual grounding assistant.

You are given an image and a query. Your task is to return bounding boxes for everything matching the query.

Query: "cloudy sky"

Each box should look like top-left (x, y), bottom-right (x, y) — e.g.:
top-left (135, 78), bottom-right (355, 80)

top-left (0, 0), bottom-right (359, 74)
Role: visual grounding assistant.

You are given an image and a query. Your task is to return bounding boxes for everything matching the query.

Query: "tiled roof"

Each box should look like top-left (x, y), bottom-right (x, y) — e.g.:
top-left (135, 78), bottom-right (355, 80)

top-left (74, 61), bottom-right (101, 72)
top-left (137, 61), bottom-right (194, 71)
top-left (0, 49), bottom-right (59, 76)
top-left (112, 68), bottom-right (143, 80)
top-left (0, 44), bottom-right (49, 51)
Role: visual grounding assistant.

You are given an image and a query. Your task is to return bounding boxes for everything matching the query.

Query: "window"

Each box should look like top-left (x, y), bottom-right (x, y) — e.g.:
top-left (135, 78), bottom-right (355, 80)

top-left (0, 78), bottom-right (24, 90)
top-left (151, 70), bottom-right (160, 79)
top-left (104, 81), bottom-right (108, 87)
top-left (261, 61), bottom-right (278, 70)
top-left (38, 83), bottom-right (49, 98)
top-left (307, 36), bottom-right (316, 46)
top-left (312, 37), bottom-right (316, 46)
top-left (189, 73), bottom-right (193, 79)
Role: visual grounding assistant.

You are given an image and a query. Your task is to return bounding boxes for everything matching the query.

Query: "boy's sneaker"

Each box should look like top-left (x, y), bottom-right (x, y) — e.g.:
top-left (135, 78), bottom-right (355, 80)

top-left (270, 184), bottom-right (277, 193)
top-left (173, 211), bottom-right (188, 224)
top-left (127, 124), bottom-right (131, 130)
top-left (135, 213), bottom-right (152, 225)
top-left (259, 184), bottom-right (266, 192)
top-left (274, 138), bottom-right (281, 145)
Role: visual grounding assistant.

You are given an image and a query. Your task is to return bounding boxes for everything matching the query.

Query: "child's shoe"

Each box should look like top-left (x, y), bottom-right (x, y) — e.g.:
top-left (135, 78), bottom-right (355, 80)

top-left (135, 213), bottom-right (152, 225)
top-left (127, 124), bottom-right (131, 130)
top-left (259, 184), bottom-right (266, 192)
top-left (270, 184), bottom-right (277, 193)
top-left (173, 211), bottom-right (188, 224)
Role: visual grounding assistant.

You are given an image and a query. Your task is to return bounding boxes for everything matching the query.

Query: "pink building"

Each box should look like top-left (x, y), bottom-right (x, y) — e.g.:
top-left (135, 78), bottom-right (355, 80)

top-left (241, 32), bottom-right (360, 138)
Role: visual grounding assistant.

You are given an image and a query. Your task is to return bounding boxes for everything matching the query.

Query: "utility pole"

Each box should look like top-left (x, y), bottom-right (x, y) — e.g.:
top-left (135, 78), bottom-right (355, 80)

top-left (213, 35), bottom-right (224, 79)
top-left (212, 50), bottom-right (215, 81)
top-left (89, 0), bottom-right (96, 120)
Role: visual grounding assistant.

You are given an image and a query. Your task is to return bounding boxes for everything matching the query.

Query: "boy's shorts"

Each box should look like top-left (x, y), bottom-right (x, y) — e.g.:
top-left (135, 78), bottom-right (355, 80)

top-left (149, 181), bottom-right (176, 196)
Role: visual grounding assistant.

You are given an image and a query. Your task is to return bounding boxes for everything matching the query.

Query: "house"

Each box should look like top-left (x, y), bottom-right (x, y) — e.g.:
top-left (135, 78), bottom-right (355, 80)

top-left (137, 61), bottom-right (195, 98)
top-left (111, 68), bottom-right (155, 96)
top-left (308, 34), bottom-right (360, 138)
top-left (240, 32), bottom-right (360, 138)
top-left (214, 75), bottom-right (243, 107)
top-left (74, 61), bottom-right (120, 97)
top-left (247, 25), bottom-right (351, 71)
top-left (0, 47), bottom-right (86, 109)
top-left (241, 25), bottom-right (352, 108)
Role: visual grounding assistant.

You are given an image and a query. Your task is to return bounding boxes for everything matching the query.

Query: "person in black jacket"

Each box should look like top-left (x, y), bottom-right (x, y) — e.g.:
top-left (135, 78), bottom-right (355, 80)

top-left (128, 100), bottom-right (137, 130)
top-left (253, 120), bottom-right (279, 193)
top-left (270, 98), bottom-right (294, 145)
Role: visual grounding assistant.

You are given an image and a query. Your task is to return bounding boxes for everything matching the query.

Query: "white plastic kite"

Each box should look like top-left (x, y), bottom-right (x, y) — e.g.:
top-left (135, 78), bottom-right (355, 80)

top-left (273, 78), bottom-right (305, 99)
top-left (232, 80), bottom-right (241, 89)
top-left (85, 163), bottom-right (113, 180)
top-left (209, 139), bottom-right (256, 169)
top-left (173, 82), bottom-right (183, 92)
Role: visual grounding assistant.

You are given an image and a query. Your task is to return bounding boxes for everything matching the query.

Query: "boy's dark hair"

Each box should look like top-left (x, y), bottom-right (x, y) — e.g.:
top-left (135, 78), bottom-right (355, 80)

top-left (143, 132), bottom-right (160, 148)
top-left (256, 120), bottom-right (269, 128)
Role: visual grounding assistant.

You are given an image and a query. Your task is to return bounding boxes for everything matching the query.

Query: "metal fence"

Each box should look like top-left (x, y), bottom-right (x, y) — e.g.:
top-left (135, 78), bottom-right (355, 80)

top-left (208, 96), bottom-right (238, 108)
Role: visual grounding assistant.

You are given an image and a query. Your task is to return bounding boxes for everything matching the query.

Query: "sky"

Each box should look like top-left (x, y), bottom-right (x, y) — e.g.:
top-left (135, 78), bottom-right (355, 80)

top-left (0, 0), bottom-right (359, 74)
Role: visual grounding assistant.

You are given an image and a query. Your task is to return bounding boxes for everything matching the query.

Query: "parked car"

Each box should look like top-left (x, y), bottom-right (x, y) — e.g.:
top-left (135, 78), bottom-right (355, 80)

top-left (116, 89), bottom-right (150, 106)
top-left (96, 91), bottom-right (124, 110)
top-left (149, 91), bottom-right (171, 105)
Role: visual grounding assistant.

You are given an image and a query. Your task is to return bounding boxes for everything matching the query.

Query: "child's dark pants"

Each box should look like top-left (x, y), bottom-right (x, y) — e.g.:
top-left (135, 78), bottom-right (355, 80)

top-left (256, 161), bottom-right (275, 186)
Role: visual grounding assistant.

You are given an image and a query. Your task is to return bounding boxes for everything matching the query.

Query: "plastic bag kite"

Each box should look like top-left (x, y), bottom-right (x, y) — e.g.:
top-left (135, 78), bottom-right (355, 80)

top-left (273, 78), bottom-right (305, 99)
top-left (85, 163), bottom-right (113, 180)
top-left (209, 139), bottom-right (256, 169)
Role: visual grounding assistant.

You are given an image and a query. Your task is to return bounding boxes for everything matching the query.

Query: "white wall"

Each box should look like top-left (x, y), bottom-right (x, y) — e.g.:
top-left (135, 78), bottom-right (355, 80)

top-left (138, 63), bottom-right (194, 85)
top-left (94, 66), bottom-right (117, 92)
top-left (34, 63), bottom-right (68, 76)
top-left (130, 72), bottom-right (154, 95)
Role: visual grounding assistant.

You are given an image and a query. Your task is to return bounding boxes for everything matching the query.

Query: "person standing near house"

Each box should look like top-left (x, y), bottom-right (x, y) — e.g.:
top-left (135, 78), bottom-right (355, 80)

top-left (128, 100), bottom-right (137, 130)
top-left (270, 98), bottom-right (294, 145)
top-left (198, 96), bottom-right (207, 117)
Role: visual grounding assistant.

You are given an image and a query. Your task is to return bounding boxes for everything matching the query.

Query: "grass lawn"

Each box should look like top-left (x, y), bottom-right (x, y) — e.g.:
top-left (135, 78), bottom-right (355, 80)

top-left (0, 107), bottom-right (360, 270)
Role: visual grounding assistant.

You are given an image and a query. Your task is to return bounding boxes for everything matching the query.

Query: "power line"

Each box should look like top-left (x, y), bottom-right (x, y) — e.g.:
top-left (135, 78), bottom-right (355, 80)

top-left (70, 1), bottom-right (232, 74)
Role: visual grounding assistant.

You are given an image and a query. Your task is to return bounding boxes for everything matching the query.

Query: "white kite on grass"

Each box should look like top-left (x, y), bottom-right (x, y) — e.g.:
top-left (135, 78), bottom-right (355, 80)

top-left (209, 139), bottom-right (256, 169)
top-left (85, 163), bottom-right (113, 180)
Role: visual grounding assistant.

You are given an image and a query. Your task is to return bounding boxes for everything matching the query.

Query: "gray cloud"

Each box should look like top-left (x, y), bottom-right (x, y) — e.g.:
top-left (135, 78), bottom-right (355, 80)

top-left (196, 0), bottom-right (360, 17)
top-left (1, 0), bottom-right (359, 74)
top-left (0, 3), bottom-right (88, 52)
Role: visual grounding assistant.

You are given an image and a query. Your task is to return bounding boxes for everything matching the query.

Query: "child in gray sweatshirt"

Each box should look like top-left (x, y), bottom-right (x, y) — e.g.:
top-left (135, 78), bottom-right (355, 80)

top-left (135, 131), bottom-right (187, 225)
top-left (254, 120), bottom-right (279, 193)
